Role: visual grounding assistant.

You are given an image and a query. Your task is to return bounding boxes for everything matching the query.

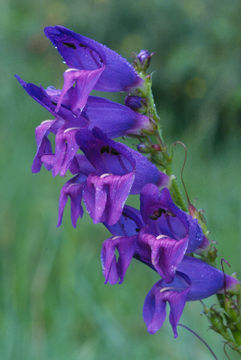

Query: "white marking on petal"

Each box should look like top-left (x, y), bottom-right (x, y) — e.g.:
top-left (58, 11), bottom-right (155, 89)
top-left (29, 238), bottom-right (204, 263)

top-left (64, 127), bottom-right (80, 133)
top-left (41, 120), bottom-right (54, 125)
top-left (100, 173), bottom-right (112, 179)
top-left (159, 287), bottom-right (174, 293)
top-left (65, 68), bottom-right (79, 73)
top-left (156, 234), bottom-right (167, 240)
top-left (67, 183), bottom-right (80, 189)
top-left (112, 236), bottom-right (121, 240)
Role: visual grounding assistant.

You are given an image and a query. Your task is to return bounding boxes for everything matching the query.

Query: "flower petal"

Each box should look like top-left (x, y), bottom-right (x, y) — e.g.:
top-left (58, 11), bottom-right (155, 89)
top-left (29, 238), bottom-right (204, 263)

top-left (15, 76), bottom-right (90, 127)
top-left (75, 128), bottom-right (135, 174)
top-left (57, 174), bottom-right (85, 228)
top-left (44, 25), bottom-right (143, 92)
top-left (56, 67), bottom-right (104, 115)
top-left (75, 129), bottom-right (136, 225)
top-left (178, 257), bottom-right (239, 300)
top-left (138, 232), bottom-right (189, 283)
top-left (101, 235), bottom-right (136, 284)
top-left (143, 275), bottom-right (190, 337)
top-left (42, 127), bottom-right (80, 176)
top-left (85, 96), bottom-right (152, 138)
top-left (105, 206), bottom-right (144, 237)
top-left (83, 172), bottom-right (135, 225)
top-left (32, 119), bottom-right (56, 173)
top-left (128, 151), bottom-right (169, 194)
top-left (140, 185), bottom-right (187, 227)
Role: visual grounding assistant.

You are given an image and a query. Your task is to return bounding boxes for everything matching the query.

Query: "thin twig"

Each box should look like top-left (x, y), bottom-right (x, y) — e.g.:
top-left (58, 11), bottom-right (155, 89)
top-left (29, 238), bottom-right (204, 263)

top-left (221, 258), bottom-right (231, 298)
top-left (171, 141), bottom-right (190, 205)
top-left (178, 323), bottom-right (218, 360)
top-left (223, 342), bottom-right (231, 360)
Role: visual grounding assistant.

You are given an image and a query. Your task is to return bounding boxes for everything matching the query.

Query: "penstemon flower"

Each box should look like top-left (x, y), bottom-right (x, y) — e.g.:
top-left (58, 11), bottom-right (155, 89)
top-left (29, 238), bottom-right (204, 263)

top-left (57, 128), bottom-right (167, 226)
top-left (102, 184), bottom-right (207, 285)
top-left (16, 26), bottom-right (240, 358)
top-left (44, 26), bottom-right (143, 102)
top-left (143, 257), bottom-right (238, 337)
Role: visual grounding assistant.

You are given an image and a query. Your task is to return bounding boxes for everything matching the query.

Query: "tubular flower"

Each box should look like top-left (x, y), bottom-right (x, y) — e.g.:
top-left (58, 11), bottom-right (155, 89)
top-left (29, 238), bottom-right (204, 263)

top-left (138, 184), bottom-right (206, 282)
top-left (143, 256), bottom-right (239, 337)
top-left (57, 128), bottom-right (169, 227)
top-left (102, 183), bottom-right (206, 285)
top-left (44, 25), bottom-right (143, 114)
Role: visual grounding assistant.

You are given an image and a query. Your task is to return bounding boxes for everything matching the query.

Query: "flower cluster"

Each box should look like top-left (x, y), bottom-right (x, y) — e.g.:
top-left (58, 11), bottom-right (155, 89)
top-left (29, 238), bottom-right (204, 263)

top-left (17, 26), bottom-right (238, 338)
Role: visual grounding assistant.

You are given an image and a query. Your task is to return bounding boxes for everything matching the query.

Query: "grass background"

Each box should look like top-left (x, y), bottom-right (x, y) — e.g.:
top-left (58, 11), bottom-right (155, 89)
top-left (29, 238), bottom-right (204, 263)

top-left (0, 0), bottom-right (240, 359)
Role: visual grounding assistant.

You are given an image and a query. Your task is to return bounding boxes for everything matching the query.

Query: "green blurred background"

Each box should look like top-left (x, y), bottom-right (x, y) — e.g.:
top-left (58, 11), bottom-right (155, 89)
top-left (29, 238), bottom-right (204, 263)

top-left (1, 0), bottom-right (240, 359)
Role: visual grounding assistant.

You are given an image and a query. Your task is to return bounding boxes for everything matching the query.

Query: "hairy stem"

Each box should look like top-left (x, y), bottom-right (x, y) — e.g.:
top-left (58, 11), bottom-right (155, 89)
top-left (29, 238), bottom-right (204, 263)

top-left (137, 72), bottom-right (188, 211)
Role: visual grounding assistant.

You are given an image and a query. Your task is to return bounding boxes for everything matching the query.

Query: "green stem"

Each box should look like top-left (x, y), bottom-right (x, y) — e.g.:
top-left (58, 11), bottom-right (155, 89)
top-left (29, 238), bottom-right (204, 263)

top-left (137, 73), bottom-right (187, 211)
top-left (169, 177), bottom-right (187, 212)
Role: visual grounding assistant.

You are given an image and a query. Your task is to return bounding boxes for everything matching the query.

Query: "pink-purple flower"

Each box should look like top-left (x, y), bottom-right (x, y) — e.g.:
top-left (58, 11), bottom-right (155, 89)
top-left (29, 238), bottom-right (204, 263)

top-left (58, 128), bottom-right (168, 227)
top-left (102, 184), bottom-right (206, 285)
top-left (143, 257), bottom-right (238, 337)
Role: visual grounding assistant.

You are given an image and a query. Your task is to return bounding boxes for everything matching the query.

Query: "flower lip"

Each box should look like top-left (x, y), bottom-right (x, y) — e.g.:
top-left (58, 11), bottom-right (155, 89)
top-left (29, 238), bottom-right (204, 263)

top-left (57, 174), bottom-right (85, 228)
top-left (143, 273), bottom-right (190, 337)
top-left (101, 235), bottom-right (137, 285)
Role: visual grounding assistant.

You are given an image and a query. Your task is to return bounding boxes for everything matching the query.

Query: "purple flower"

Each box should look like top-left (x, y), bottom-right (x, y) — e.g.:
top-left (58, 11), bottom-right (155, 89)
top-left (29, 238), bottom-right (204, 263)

top-left (44, 26), bottom-right (143, 114)
top-left (143, 256), bottom-right (238, 337)
top-left (16, 76), bottom-right (153, 176)
top-left (45, 26), bottom-right (143, 101)
top-left (103, 185), bottom-right (206, 284)
top-left (57, 128), bottom-right (168, 227)
top-left (138, 184), bottom-right (206, 281)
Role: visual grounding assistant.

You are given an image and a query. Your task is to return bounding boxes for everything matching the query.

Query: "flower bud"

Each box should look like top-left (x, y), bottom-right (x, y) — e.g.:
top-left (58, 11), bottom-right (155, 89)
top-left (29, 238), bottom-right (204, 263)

top-left (206, 246), bottom-right (218, 263)
top-left (125, 95), bottom-right (145, 111)
top-left (225, 298), bottom-right (240, 322)
top-left (137, 143), bottom-right (151, 153)
top-left (134, 50), bottom-right (153, 71)
top-left (208, 309), bottom-right (229, 337)
top-left (151, 144), bottom-right (160, 151)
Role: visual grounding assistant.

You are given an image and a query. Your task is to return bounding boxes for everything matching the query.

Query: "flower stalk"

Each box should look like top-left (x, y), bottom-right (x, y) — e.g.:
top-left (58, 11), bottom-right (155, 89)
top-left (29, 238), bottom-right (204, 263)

top-left (133, 65), bottom-right (188, 212)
